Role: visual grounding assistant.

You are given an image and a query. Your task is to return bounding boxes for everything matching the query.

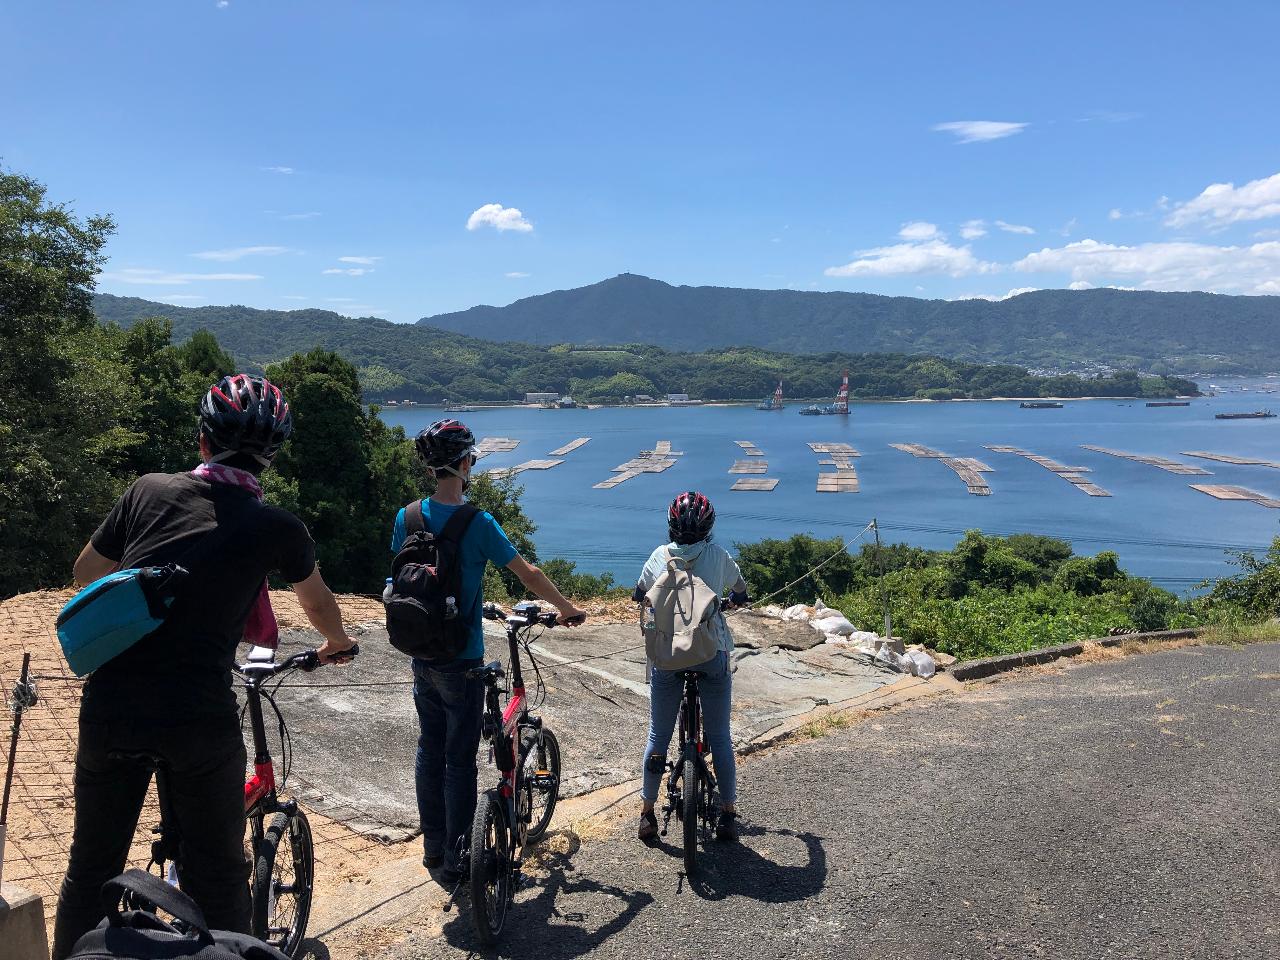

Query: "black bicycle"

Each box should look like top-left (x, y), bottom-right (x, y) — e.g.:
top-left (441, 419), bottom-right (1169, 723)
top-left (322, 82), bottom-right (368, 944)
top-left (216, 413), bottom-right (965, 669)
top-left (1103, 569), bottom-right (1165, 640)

top-left (122, 643), bottom-right (358, 957)
top-left (448, 601), bottom-right (580, 946)
top-left (659, 666), bottom-right (721, 874)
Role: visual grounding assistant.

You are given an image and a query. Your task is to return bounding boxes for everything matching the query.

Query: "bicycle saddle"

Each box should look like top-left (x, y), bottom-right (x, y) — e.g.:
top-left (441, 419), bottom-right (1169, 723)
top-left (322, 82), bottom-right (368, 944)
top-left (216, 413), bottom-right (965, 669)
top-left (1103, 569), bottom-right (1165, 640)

top-left (466, 660), bottom-right (505, 680)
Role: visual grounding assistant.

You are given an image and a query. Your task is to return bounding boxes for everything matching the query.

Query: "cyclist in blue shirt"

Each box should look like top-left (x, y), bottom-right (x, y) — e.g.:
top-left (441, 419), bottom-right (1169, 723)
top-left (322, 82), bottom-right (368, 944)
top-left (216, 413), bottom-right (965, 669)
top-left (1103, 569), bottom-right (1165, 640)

top-left (391, 419), bottom-right (585, 883)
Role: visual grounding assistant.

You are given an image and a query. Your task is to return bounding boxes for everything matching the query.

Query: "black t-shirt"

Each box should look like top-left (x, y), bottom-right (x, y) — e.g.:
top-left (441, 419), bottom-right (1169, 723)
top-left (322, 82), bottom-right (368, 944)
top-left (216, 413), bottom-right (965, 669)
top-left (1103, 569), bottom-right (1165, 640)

top-left (83, 472), bottom-right (316, 722)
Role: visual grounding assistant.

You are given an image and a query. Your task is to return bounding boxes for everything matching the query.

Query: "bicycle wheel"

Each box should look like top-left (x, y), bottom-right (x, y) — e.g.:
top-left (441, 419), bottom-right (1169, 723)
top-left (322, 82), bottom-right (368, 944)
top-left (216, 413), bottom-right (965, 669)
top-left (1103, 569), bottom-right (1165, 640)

top-left (469, 790), bottom-right (512, 947)
top-left (520, 727), bottom-right (561, 844)
top-left (682, 756), bottom-right (700, 874)
top-left (251, 810), bottom-right (314, 958)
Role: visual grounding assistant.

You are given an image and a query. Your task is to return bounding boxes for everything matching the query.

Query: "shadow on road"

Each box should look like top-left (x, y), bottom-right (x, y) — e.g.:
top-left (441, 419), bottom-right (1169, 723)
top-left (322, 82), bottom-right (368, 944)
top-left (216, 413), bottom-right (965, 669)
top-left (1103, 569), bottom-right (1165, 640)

top-left (440, 828), bottom-right (655, 958)
top-left (680, 823), bottom-right (828, 902)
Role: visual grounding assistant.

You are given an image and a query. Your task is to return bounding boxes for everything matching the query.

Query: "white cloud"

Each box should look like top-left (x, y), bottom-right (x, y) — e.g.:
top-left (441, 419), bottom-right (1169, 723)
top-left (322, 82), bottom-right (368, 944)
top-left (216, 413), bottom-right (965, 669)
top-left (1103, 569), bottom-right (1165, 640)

top-left (960, 219), bottom-right (987, 240)
top-left (192, 245), bottom-right (290, 261)
top-left (505, 271), bottom-right (531, 278)
top-left (825, 239), bottom-right (996, 278)
top-left (1014, 237), bottom-right (1280, 294)
top-left (338, 255), bottom-right (381, 265)
top-left (932, 120), bottom-right (1028, 144)
top-left (322, 267), bottom-right (373, 276)
top-left (1166, 171), bottom-right (1280, 228)
top-left (101, 268), bottom-right (262, 286)
top-left (1108, 208), bottom-right (1123, 220)
top-left (898, 221), bottom-right (939, 241)
top-left (466, 203), bottom-right (533, 233)
top-left (1069, 280), bottom-right (1093, 290)
top-left (1058, 218), bottom-right (1078, 237)
top-left (278, 211), bottom-right (321, 220)
top-left (1254, 228), bottom-right (1280, 240)
top-left (954, 287), bottom-right (1039, 302)
top-left (995, 220), bottom-right (1035, 235)
top-left (216, 1), bottom-right (229, 8)
top-left (262, 166), bottom-right (294, 174)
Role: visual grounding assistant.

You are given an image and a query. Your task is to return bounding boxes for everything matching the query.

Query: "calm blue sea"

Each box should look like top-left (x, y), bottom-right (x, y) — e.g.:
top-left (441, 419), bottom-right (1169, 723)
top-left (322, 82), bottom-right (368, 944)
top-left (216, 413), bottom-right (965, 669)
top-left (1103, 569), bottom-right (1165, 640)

top-left (379, 380), bottom-right (1280, 593)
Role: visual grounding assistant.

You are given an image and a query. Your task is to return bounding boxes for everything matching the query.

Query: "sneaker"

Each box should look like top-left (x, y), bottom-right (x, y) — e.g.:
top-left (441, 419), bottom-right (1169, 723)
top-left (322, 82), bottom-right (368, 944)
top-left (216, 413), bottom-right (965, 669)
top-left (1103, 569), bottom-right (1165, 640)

top-left (715, 810), bottom-right (738, 842)
top-left (637, 810), bottom-right (659, 844)
top-left (422, 853), bottom-right (444, 870)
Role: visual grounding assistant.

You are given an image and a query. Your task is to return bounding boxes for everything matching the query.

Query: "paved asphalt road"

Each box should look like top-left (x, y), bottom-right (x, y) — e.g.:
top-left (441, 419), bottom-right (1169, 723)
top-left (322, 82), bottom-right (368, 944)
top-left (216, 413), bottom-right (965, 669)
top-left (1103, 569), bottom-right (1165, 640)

top-left (384, 642), bottom-right (1279, 960)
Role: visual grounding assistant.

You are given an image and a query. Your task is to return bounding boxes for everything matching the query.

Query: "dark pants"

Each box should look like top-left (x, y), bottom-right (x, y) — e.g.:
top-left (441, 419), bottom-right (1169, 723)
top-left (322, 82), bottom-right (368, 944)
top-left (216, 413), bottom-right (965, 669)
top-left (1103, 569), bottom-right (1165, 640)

top-left (51, 717), bottom-right (252, 960)
top-left (412, 657), bottom-right (484, 871)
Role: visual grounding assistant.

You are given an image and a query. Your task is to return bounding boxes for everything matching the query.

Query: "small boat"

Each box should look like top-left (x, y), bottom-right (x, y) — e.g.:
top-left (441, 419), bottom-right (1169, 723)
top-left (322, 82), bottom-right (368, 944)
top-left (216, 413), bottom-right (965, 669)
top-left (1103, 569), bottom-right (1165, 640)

top-left (1020, 401), bottom-right (1063, 409)
top-left (1215, 410), bottom-right (1276, 420)
top-left (443, 402), bottom-right (478, 413)
top-left (556, 396), bottom-right (577, 409)
top-left (798, 371), bottom-right (850, 416)
top-left (757, 381), bottom-right (784, 411)
top-left (1146, 401), bottom-right (1191, 407)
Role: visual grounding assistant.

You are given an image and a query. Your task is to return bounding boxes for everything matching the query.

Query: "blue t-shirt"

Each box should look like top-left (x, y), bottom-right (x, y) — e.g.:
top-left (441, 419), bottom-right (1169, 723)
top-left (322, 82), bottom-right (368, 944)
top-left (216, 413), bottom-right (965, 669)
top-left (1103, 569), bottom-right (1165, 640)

top-left (390, 499), bottom-right (519, 661)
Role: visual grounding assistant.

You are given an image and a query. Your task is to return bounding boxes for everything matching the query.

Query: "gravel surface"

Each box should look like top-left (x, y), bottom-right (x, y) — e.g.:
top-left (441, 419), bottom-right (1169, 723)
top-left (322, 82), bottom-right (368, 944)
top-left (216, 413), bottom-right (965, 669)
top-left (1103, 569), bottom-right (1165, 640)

top-left (390, 642), bottom-right (1279, 960)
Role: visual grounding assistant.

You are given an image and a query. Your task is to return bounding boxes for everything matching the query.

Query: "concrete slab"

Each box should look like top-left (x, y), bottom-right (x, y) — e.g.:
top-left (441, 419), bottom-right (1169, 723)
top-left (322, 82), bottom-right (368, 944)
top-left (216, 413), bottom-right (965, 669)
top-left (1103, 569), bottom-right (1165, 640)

top-left (0, 883), bottom-right (51, 960)
top-left (269, 615), bottom-right (897, 840)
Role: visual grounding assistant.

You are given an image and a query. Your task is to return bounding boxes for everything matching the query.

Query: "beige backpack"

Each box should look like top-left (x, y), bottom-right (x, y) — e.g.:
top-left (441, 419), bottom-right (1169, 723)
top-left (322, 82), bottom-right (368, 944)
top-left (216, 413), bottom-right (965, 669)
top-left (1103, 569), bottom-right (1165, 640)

top-left (642, 549), bottom-right (721, 670)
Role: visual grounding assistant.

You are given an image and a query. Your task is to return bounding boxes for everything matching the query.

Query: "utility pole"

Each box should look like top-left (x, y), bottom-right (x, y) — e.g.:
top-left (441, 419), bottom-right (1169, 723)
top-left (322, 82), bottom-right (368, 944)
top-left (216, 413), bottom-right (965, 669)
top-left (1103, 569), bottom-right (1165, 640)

top-left (1, 653), bottom-right (37, 886)
top-left (872, 519), bottom-right (902, 654)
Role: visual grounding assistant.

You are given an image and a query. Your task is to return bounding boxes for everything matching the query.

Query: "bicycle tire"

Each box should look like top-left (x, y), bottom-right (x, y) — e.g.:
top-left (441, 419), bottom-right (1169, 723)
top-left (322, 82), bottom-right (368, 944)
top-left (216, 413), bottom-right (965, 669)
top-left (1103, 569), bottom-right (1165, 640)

top-left (682, 756), bottom-right (699, 874)
top-left (469, 789), bottom-right (512, 947)
top-left (251, 810), bottom-right (314, 958)
top-left (521, 727), bottom-right (561, 844)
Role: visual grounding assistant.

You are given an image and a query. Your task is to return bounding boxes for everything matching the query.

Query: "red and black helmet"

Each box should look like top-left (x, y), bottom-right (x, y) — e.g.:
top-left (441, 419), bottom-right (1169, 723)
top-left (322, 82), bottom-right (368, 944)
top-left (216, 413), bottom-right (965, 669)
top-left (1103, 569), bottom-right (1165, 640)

top-left (415, 419), bottom-right (476, 469)
top-left (669, 491), bottom-right (716, 545)
top-left (198, 374), bottom-right (292, 462)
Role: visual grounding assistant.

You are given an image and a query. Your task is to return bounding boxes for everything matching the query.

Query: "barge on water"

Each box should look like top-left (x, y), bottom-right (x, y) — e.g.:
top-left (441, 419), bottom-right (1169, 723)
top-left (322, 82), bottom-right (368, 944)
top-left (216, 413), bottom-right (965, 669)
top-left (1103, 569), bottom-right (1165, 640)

top-left (1020, 401), bottom-right (1063, 409)
top-left (1146, 401), bottom-right (1191, 407)
top-left (1215, 410), bottom-right (1276, 420)
top-left (799, 370), bottom-right (850, 416)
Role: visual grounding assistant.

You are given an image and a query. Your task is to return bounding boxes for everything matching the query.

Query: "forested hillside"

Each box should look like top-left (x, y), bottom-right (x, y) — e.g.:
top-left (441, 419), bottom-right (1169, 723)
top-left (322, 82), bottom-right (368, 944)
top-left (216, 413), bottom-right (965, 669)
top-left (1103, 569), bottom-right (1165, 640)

top-left (94, 294), bottom-right (1197, 403)
top-left (418, 273), bottom-right (1280, 374)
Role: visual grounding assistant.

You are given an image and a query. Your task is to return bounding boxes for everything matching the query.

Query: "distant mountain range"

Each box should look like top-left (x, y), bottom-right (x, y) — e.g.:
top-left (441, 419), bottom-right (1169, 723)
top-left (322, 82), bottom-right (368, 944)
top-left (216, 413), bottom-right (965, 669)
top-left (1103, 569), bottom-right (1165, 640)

top-left (92, 292), bottom-right (1198, 403)
top-left (418, 273), bottom-right (1280, 374)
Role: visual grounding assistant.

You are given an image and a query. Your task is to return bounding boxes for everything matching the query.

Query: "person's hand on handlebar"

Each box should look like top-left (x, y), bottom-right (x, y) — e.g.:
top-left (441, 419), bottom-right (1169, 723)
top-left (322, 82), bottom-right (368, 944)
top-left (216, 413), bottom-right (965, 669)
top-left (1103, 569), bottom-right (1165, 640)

top-left (316, 634), bottom-right (359, 665)
top-left (556, 603), bottom-right (587, 627)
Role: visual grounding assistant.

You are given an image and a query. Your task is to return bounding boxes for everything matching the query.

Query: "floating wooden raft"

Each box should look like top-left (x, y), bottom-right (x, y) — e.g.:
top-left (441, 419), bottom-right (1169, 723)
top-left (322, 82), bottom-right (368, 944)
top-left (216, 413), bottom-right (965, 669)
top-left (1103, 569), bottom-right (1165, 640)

top-left (1182, 451), bottom-right (1280, 470)
top-left (594, 440), bottom-right (683, 489)
top-left (486, 459), bottom-right (565, 479)
top-left (1189, 484), bottom-right (1280, 509)
top-left (985, 445), bottom-right (1111, 497)
top-left (735, 440), bottom-right (765, 456)
top-left (1081, 445), bottom-right (1211, 476)
top-left (808, 442), bottom-right (860, 493)
top-left (731, 477), bottom-right (780, 492)
top-left (890, 443), bottom-right (993, 495)
top-left (473, 437), bottom-right (520, 461)
top-left (728, 459), bottom-right (768, 475)
top-left (548, 437), bottom-right (591, 456)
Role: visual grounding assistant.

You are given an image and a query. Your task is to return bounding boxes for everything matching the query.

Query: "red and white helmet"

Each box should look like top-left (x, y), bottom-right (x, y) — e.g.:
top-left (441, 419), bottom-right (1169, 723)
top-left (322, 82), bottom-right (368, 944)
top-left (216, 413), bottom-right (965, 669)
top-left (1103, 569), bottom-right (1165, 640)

top-left (669, 491), bottom-right (716, 545)
top-left (198, 374), bottom-right (292, 464)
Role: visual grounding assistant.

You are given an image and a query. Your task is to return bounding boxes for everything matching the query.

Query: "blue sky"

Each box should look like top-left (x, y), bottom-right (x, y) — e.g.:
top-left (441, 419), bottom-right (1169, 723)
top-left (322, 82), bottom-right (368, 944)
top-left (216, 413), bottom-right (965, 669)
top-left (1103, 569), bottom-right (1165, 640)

top-left (4, 1), bottom-right (1279, 322)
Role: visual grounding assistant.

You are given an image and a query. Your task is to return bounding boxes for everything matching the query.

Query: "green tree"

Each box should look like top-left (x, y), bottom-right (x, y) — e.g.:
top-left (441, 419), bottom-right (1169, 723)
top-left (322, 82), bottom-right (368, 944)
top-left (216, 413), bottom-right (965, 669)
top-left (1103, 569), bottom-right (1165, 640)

top-left (177, 328), bottom-right (236, 381)
top-left (0, 169), bottom-right (119, 596)
top-left (265, 348), bottom-right (418, 592)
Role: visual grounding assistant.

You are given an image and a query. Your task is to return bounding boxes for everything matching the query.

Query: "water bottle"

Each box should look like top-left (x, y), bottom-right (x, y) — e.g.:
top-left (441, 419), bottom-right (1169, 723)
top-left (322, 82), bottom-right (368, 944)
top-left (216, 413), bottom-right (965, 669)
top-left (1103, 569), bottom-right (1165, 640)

top-left (444, 595), bottom-right (459, 619)
top-left (382, 577), bottom-right (394, 605)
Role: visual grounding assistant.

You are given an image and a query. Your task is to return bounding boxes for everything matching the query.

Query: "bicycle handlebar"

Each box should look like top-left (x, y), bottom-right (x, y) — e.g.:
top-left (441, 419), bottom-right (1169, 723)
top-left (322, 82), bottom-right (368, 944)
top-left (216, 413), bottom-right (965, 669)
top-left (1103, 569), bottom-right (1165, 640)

top-left (482, 602), bottom-right (584, 629)
top-left (236, 643), bottom-right (361, 679)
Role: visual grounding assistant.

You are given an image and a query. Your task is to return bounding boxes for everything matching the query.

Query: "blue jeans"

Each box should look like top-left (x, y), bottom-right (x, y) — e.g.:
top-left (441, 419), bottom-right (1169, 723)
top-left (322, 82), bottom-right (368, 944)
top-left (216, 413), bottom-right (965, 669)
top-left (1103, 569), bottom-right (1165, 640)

top-left (641, 650), bottom-right (736, 805)
top-left (412, 657), bottom-right (483, 870)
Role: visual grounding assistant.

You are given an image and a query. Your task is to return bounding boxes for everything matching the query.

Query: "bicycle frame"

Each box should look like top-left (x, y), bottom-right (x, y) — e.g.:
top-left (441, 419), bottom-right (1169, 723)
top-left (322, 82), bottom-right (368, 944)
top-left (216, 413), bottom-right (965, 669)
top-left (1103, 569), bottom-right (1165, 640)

top-left (664, 672), bottom-right (718, 828)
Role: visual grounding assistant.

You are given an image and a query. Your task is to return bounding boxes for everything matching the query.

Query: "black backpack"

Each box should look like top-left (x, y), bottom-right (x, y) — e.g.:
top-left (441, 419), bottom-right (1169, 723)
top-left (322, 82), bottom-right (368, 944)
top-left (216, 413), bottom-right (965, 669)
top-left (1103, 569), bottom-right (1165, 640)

top-left (68, 869), bottom-right (288, 960)
top-left (384, 499), bottom-right (479, 662)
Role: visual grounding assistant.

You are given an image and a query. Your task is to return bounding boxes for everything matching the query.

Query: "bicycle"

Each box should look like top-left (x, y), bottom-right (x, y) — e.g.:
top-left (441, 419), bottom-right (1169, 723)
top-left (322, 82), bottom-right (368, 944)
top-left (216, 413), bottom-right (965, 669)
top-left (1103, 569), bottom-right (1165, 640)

top-left (658, 668), bottom-right (720, 875)
top-left (447, 601), bottom-right (581, 947)
top-left (121, 642), bottom-right (358, 957)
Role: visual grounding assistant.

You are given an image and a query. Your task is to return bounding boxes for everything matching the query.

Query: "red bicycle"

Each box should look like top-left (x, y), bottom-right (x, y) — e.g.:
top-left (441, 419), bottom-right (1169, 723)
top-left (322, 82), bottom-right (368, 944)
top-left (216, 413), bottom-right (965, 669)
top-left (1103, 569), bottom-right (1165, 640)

top-left (450, 601), bottom-right (580, 946)
top-left (122, 643), bottom-right (358, 957)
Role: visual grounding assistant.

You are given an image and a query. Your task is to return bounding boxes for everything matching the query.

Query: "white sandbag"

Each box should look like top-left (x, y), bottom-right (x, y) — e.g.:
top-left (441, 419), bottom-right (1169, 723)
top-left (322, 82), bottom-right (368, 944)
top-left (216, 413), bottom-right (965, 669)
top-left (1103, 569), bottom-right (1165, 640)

top-left (811, 614), bottom-right (856, 636)
top-left (814, 598), bottom-right (829, 612)
top-left (822, 633), bottom-right (850, 645)
top-left (873, 645), bottom-right (909, 673)
top-left (782, 603), bottom-right (814, 621)
top-left (848, 630), bottom-right (881, 647)
top-left (906, 650), bottom-right (937, 679)
top-left (760, 604), bottom-right (786, 619)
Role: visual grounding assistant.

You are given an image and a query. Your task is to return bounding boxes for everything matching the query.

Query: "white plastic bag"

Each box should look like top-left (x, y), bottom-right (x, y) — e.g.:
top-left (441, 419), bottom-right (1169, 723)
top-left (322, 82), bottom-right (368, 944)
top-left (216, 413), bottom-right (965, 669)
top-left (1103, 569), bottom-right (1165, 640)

top-left (906, 650), bottom-right (937, 679)
top-left (782, 603), bottom-right (813, 621)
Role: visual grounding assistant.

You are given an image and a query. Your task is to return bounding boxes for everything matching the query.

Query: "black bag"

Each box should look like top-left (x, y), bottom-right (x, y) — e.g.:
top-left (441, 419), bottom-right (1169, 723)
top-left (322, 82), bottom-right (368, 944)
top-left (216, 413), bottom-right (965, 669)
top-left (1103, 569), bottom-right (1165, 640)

top-left (384, 499), bottom-right (479, 662)
top-left (67, 869), bottom-right (288, 960)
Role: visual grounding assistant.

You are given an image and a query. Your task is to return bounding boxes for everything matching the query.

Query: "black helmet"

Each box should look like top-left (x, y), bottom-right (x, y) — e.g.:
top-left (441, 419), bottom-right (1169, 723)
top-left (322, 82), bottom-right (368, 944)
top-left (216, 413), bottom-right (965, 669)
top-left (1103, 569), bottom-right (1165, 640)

top-left (199, 374), bottom-right (292, 463)
top-left (415, 419), bottom-right (476, 469)
top-left (668, 491), bottom-right (715, 545)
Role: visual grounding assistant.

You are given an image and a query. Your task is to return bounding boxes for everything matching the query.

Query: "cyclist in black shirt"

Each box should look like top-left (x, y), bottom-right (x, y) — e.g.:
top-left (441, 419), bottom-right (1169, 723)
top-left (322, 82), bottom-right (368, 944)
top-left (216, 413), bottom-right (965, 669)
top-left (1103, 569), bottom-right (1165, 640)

top-left (51, 375), bottom-right (358, 960)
